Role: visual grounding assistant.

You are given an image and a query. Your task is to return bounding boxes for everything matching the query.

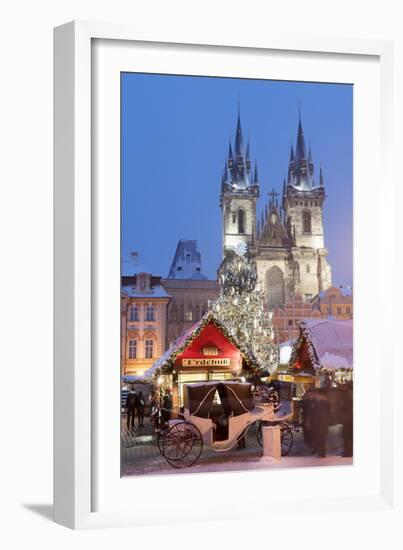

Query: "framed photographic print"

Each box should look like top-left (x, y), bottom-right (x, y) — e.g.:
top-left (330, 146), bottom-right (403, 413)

top-left (54, 21), bottom-right (396, 529)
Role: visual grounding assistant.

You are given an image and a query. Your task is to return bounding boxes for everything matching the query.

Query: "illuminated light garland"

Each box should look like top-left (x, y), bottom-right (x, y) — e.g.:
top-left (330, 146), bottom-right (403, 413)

top-left (150, 312), bottom-right (262, 379)
top-left (209, 248), bottom-right (279, 374)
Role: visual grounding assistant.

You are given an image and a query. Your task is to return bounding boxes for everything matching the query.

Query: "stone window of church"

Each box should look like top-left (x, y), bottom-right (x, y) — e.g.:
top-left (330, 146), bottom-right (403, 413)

top-left (238, 208), bottom-right (245, 234)
top-left (306, 264), bottom-right (310, 273)
top-left (303, 211), bottom-right (312, 234)
top-left (266, 266), bottom-right (285, 309)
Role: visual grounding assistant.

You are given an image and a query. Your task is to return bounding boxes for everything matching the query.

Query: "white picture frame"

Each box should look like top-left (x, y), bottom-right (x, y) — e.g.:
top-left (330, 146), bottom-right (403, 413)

top-left (54, 21), bottom-right (397, 530)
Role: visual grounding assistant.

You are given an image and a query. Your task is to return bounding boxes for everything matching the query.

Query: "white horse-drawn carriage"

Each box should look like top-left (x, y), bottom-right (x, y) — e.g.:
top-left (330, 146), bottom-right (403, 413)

top-left (158, 380), bottom-right (293, 468)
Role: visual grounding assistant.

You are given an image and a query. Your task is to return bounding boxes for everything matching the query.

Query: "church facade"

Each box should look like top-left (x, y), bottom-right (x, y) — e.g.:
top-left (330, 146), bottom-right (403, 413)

top-left (220, 110), bottom-right (332, 309)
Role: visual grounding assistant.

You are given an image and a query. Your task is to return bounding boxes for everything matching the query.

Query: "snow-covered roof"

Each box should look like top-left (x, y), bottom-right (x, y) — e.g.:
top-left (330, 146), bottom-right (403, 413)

top-left (145, 312), bottom-right (260, 378)
top-left (318, 286), bottom-right (353, 299)
top-left (279, 339), bottom-right (296, 365)
top-left (292, 318), bottom-right (353, 371)
top-left (122, 284), bottom-right (170, 299)
top-left (167, 240), bottom-right (208, 280)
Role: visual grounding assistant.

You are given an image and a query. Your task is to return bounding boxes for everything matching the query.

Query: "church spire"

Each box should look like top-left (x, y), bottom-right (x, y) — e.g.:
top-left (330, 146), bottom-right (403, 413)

top-left (287, 109), bottom-right (315, 190)
top-left (226, 103), bottom-right (250, 189)
top-left (228, 140), bottom-right (233, 169)
top-left (295, 113), bottom-right (307, 160)
top-left (234, 114), bottom-right (244, 156)
top-left (254, 163), bottom-right (259, 184)
top-left (246, 140), bottom-right (251, 172)
top-left (319, 164), bottom-right (324, 187)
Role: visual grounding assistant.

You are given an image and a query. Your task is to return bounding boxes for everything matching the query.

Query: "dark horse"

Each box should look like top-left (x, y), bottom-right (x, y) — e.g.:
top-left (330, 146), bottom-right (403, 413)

top-left (302, 382), bottom-right (353, 458)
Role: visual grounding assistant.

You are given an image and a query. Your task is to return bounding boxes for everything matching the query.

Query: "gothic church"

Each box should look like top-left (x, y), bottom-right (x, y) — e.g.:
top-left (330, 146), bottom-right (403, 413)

top-left (220, 110), bottom-right (332, 309)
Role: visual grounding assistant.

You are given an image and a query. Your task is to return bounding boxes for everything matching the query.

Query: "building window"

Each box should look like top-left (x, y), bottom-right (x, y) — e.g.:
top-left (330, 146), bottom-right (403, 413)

top-left (129, 305), bottom-right (138, 321)
top-left (238, 208), bottom-right (245, 234)
top-left (303, 211), bottom-right (312, 234)
top-left (170, 307), bottom-right (178, 322)
top-left (128, 339), bottom-right (137, 359)
top-left (266, 266), bottom-right (285, 309)
top-left (346, 307), bottom-right (351, 314)
top-left (145, 305), bottom-right (155, 321)
top-left (145, 339), bottom-right (153, 359)
top-left (232, 213), bottom-right (236, 224)
top-left (195, 305), bottom-right (201, 320)
top-left (306, 264), bottom-right (310, 273)
top-left (337, 307), bottom-right (342, 314)
top-left (288, 319), bottom-right (293, 326)
top-left (185, 307), bottom-right (193, 322)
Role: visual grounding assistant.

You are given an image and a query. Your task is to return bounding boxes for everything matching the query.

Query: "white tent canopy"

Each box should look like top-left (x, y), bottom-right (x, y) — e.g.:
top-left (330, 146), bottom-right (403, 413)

top-left (299, 318), bottom-right (353, 371)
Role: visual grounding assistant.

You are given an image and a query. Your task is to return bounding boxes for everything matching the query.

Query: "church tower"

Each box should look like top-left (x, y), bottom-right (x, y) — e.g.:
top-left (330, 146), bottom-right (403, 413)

top-left (283, 112), bottom-right (325, 249)
top-left (220, 107), bottom-right (260, 256)
top-left (219, 107), bottom-right (332, 309)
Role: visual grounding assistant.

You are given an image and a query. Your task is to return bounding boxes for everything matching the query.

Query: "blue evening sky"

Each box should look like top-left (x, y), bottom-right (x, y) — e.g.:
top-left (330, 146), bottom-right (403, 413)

top-left (121, 73), bottom-right (353, 287)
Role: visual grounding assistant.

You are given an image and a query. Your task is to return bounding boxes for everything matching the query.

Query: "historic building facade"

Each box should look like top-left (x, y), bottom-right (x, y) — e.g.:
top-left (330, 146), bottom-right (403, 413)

top-left (311, 286), bottom-right (353, 320)
top-left (121, 271), bottom-right (171, 376)
top-left (161, 240), bottom-right (219, 345)
top-left (220, 110), bottom-right (332, 310)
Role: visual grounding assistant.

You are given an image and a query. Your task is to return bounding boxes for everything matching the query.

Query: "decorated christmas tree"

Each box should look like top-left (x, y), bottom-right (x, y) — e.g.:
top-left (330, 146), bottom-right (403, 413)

top-left (209, 242), bottom-right (279, 374)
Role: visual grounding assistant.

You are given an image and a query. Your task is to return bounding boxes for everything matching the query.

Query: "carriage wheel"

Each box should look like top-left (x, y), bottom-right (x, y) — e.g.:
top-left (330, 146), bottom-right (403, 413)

top-left (157, 428), bottom-right (169, 454)
top-left (161, 422), bottom-right (203, 468)
top-left (279, 422), bottom-right (293, 456)
top-left (256, 422), bottom-right (294, 456)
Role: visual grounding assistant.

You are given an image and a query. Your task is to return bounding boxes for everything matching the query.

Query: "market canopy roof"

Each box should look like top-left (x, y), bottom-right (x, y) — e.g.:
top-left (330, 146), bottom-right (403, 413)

top-left (145, 312), bottom-right (261, 378)
top-left (290, 318), bottom-right (353, 371)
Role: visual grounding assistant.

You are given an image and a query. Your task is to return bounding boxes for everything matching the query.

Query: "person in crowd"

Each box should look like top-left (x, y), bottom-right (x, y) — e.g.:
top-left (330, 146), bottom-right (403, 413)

top-left (125, 387), bottom-right (138, 431)
top-left (137, 390), bottom-right (145, 428)
top-left (161, 389), bottom-right (172, 427)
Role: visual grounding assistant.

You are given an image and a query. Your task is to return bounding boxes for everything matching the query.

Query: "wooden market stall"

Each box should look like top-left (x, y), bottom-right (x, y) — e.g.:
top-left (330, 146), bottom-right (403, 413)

top-left (145, 312), bottom-right (261, 410)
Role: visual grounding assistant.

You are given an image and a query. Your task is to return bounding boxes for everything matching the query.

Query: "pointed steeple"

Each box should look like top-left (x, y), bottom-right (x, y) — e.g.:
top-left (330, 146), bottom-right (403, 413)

top-left (246, 140), bottom-right (251, 172)
top-left (228, 140), bottom-right (233, 168)
top-left (254, 163), bottom-right (259, 184)
top-left (234, 111), bottom-right (244, 157)
top-left (319, 164), bottom-right (324, 187)
top-left (295, 113), bottom-right (307, 160)
top-left (223, 160), bottom-right (228, 183)
top-left (287, 109), bottom-right (315, 190)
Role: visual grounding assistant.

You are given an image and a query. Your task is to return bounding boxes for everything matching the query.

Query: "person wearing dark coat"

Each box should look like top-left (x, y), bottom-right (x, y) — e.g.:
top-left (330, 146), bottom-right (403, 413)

top-left (311, 394), bottom-right (331, 457)
top-left (137, 391), bottom-right (145, 428)
top-left (340, 383), bottom-right (353, 457)
top-left (161, 390), bottom-right (172, 427)
top-left (125, 389), bottom-right (138, 431)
